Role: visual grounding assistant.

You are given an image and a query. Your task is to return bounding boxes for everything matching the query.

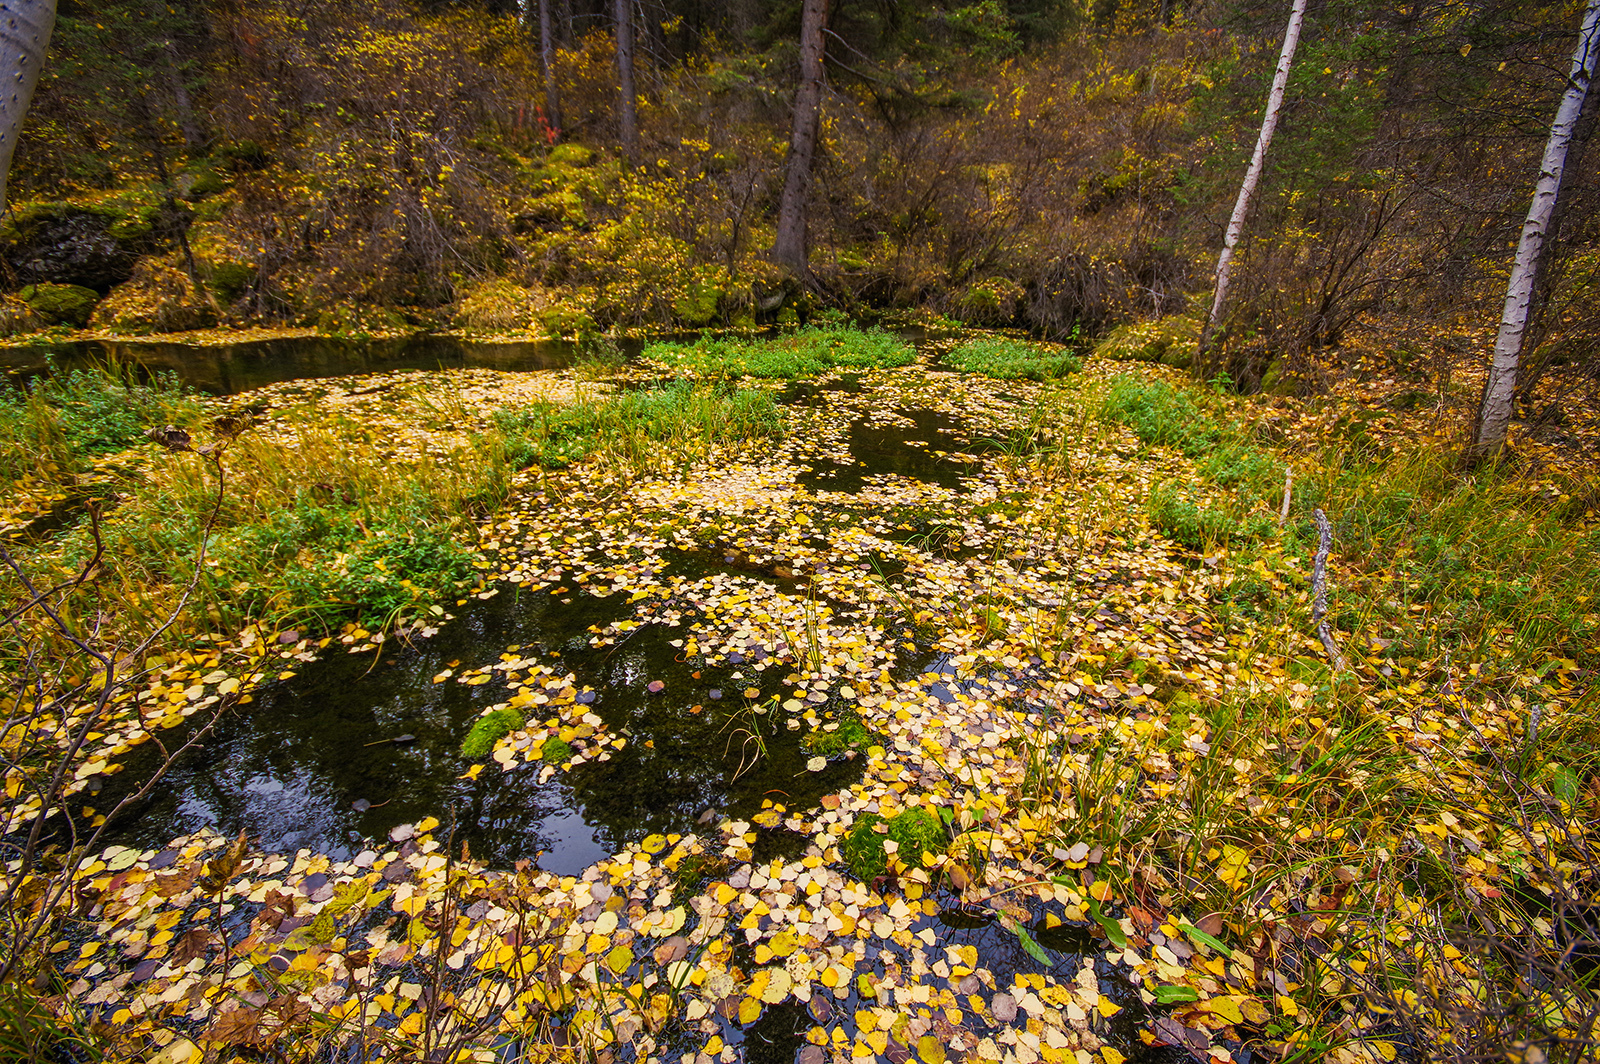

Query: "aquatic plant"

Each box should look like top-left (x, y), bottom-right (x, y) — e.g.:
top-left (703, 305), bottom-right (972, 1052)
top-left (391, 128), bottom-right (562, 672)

top-left (459, 707), bottom-right (526, 760)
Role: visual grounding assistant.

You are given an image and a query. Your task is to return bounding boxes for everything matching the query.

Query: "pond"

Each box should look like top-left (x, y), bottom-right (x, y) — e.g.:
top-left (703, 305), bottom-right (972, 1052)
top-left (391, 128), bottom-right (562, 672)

top-left (90, 361), bottom-right (1003, 875)
top-left (0, 332), bottom-right (600, 395)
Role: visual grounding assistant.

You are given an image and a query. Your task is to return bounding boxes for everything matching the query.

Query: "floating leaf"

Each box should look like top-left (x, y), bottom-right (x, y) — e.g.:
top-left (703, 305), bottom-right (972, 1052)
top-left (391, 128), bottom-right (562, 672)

top-left (1152, 985), bottom-right (1200, 1004)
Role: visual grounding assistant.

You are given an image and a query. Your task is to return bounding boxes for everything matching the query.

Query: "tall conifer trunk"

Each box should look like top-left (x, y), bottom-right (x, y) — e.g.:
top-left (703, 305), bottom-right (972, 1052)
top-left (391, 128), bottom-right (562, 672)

top-left (1469, 0), bottom-right (1600, 462)
top-left (614, 0), bottom-right (638, 165)
top-left (1196, 0), bottom-right (1308, 373)
top-left (771, 0), bottom-right (830, 279)
top-left (538, 0), bottom-right (562, 138)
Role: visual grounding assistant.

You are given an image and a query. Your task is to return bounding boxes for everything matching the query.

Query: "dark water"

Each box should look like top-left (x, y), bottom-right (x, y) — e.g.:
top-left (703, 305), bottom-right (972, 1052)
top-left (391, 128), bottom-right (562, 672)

top-left (798, 408), bottom-right (993, 494)
top-left (0, 334), bottom-right (603, 396)
top-left (106, 560), bottom-right (864, 874)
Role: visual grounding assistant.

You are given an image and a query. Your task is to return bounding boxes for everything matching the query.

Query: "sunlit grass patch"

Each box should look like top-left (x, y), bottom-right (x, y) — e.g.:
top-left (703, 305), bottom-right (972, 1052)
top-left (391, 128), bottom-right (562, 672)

top-left (492, 380), bottom-right (783, 471)
top-left (642, 326), bottom-right (914, 379)
top-left (944, 336), bottom-right (1081, 380)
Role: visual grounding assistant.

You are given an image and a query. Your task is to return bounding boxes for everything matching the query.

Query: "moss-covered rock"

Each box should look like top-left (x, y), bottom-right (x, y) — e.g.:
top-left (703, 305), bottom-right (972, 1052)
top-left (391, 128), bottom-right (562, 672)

top-left (88, 261), bottom-right (217, 335)
top-left (20, 283), bottom-right (100, 327)
top-left (1095, 314), bottom-right (1201, 366)
top-left (548, 143), bottom-right (596, 168)
top-left (2, 198), bottom-right (161, 292)
top-left (842, 807), bottom-right (948, 881)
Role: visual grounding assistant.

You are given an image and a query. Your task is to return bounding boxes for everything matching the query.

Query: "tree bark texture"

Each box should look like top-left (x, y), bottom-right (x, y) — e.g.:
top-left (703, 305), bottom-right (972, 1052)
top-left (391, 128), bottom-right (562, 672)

top-left (614, 0), bottom-right (638, 165)
top-left (1196, 0), bottom-right (1308, 371)
top-left (1469, 0), bottom-right (1600, 462)
top-left (539, 0), bottom-right (562, 137)
top-left (0, 0), bottom-right (56, 212)
top-left (771, 0), bottom-right (831, 279)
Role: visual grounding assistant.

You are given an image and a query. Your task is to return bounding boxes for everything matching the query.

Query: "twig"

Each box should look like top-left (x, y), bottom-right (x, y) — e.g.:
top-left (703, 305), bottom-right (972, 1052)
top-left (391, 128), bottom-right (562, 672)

top-left (1279, 467), bottom-right (1293, 527)
top-left (1310, 508), bottom-right (1348, 671)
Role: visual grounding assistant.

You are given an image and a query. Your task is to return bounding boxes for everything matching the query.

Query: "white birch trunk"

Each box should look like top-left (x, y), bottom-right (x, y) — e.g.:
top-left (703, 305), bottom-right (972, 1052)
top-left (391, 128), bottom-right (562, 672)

top-left (1196, 0), bottom-right (1308, 368)
top-left (1470, 0), bottom-right (1600, 461)
top-left (0, 0), bottom-right (56, 211)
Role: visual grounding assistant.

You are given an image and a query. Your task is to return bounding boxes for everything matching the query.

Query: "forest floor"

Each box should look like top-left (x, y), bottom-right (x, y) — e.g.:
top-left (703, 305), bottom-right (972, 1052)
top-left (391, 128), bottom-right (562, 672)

top-left (4, 329), bottom-right (1598, 1064)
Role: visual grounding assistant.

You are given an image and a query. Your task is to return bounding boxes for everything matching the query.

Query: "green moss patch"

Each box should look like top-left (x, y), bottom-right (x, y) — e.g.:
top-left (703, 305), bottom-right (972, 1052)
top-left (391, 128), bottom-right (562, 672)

top-left (803, 715), bottom-right (878, 757)
top-left (842, 807), bottom-right (948, 882)
top-left (20, 284), bottom-right (100, 327)
top-left (460, 707), bottom-right (526, 760)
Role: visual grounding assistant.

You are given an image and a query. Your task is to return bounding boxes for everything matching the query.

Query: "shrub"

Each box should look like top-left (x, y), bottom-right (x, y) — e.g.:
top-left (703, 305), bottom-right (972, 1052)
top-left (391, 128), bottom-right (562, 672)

top-left (1100, 376), bottom-right (1220, 456)
top-left (460, 707), bottom-right (526, 760)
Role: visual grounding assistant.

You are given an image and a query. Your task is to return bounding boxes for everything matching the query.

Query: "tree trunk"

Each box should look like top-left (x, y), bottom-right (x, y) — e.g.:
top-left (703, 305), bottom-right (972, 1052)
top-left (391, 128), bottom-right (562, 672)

top-left (0, 0), bottom-right (57, 212)
top-left (1195, 0), bottom-right (1308, 373)
top-left (538, 0), bottom-right (562, 138)
top-left (770, 0), bottom-right (831, 279)
top-left (1470, 0), bottom-right (1600, 462)
top-left (614, 0), bottom-right (638, 165)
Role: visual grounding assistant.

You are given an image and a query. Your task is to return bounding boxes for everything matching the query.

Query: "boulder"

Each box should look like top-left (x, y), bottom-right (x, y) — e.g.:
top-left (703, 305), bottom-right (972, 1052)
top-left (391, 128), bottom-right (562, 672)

top-left (3, 202), bottom-right (158, 292)
top-left (20, 283), bottom-right (100, 327)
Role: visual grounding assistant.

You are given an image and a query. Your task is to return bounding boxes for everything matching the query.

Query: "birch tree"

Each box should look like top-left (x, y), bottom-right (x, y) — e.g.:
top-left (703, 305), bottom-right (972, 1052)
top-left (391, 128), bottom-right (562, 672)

top-left (614, 0), bottom-right (638, 165)
top-left (770, 0), bottom-right (831, 279)
top-left (1468, 0), bottom-right (1600, 463)
top-left (1195, 0), bottom-right (1308, 373)
top-left (0, 0), bottom-right (57, 211)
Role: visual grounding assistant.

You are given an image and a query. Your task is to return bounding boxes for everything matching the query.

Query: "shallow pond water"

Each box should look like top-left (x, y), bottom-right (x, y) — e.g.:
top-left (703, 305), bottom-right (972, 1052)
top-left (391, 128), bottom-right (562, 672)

top-left (0, 333), bottom-right (602, 395)
top-left (105, 561), bottom-right (866, 874)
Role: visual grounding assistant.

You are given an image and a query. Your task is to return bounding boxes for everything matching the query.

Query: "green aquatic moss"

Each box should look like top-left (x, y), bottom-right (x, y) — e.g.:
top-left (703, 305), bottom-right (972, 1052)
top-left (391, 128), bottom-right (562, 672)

top-left (842, 807), bottom-right (948, 881)
top-left (460, 707), bottom-right (525, 760)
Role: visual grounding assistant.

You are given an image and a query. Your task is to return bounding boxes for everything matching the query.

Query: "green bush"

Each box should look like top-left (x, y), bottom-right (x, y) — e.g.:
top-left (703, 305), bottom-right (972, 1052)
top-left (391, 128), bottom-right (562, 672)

top-left (842, 807), bottom-right (947, 881)
top-left (0, 360), bottom-right (199, 482)
top-left (460, 707), bottom-right (526, 760)
top-left (1148, 484), bottom-right (1275, 551)
top-left (945, 337), bottom-right (1080, 380)
top-left (644, 327), bottom-right (914, 379)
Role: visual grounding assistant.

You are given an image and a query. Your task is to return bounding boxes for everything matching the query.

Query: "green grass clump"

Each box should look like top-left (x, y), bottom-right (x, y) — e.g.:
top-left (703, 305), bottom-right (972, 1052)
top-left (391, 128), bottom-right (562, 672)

top-left (842, 807), bottom-right (948, 882)
top-left (643, 326), bottom-right (914, 379)
top-left (460, 708), bottom-right (526, 760)
top-left (0, 359), bottom-right (200, 484)
top-left (1100, 375), bottom-right (1222, 456)
top-left (492, 381), bottom-right (782, 470)
top-left (803, 715), bottom-right (877, 757)
top-left (944, 337), bottom-right (1080, 380)
top-left (1148, 484), bottom-right (1276, 551)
